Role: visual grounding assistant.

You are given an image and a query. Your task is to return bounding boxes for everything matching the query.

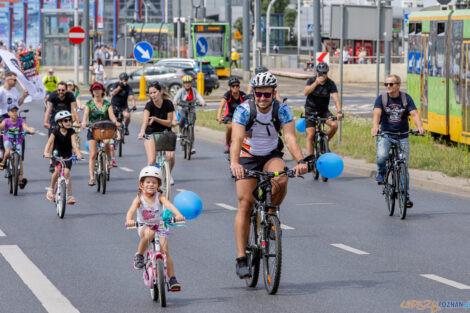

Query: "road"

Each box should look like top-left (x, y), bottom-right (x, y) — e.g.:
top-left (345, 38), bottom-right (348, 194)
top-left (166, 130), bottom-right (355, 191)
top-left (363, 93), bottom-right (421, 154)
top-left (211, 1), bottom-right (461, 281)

top-left (0, 101), bottom-right (469, 313)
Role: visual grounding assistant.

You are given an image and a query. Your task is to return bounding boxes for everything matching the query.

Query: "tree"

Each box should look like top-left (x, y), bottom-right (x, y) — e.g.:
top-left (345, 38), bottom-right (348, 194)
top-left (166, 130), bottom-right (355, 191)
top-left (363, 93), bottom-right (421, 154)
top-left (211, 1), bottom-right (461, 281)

top-left (234, 17), bottom-right (243, 36)
top-left (261, 0), bottom-right (290, 14)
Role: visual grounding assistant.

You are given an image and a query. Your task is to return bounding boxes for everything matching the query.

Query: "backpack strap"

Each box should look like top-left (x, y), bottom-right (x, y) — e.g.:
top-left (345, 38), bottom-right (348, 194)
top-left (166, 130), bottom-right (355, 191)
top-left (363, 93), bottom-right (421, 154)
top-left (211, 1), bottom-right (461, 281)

top-left (381, 93), bottom-right (388, 111)
top-left (381, 92), bottom-right (408, 110)
top-left (245, 99), bottom-right (281, 133)
top-left (400, 91), bottom-right (408, 109)
top-left (245, 98), bottom-right (257, 131)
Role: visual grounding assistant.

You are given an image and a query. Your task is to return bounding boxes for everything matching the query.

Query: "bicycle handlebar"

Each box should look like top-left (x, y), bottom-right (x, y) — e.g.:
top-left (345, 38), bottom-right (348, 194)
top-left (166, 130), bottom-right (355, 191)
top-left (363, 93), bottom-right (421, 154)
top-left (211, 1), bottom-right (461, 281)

top-left (244, 168), bottom-right (299, 179)
top-left (376, 130), bottom-right (422, 137)
top-left (0, 130), bottom-right (35, 136)
top-left (125, 218), bottom-right (186, 229)
top-left (304, 114), bottom-right (338, 122)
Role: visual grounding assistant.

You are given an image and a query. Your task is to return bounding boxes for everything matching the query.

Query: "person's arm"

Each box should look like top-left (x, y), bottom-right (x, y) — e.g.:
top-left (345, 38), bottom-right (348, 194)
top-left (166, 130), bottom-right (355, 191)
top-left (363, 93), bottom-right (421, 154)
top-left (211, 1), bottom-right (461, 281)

top-left (158, 194), bottom-right (185, 222)
top-left (303, 78), bottom-right (319, 96)
top-left (282, 121), bottom-right (308, 176)
top-left (129, 92), bottom-right (136, 107)
top-left (18, 89), bottom-right (28, 106)
top-left (150, 111), bottom-right (173, 128)
top-left (217, 98), bottom-right (227, 123)
top-left (194, 89), bottom-right (206, 106)
top-left (331, 92), bottom-right (343, 120)
top-left (138, 109), bottom-right (150, 139)
top-left (410, 110), bottom-right (425, 134)
top-left (0, 120), bottom-right (5, 130)
top-left (81, 105), bottom-right (89, 130)
top-left (44, 102), bottom-right (52, 128)
top-left (71, 101), bottom-right (79, 122)
top-left (43, 133), bottom-right (54, 157)
top-left (71, 133), bottom-right (82, 159)
top-left (173, 89), bottom-right (181, 106)
top-left (229, 122), bottom-right (245, 179)
top-left (107, 105), bottom-right (119, 126)
top-left (111, 83), bottom-right (121, 96)
top-left (21, 121), bottom-right (34, 134)
top-left (371, 108), bottom-right (382, 136)
top-left (125, 196), bottom-right (141, 227)
top-left (246, 85), bottom-right (253, 95)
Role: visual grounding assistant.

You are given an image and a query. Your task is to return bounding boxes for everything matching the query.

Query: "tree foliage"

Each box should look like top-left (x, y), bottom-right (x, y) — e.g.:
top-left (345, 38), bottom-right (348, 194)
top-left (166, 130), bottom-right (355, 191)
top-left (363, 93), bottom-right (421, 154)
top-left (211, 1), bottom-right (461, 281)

top-left (233, 17), bottom-right (243, 36)
top-left (261, 0), bottom-right (291, 14)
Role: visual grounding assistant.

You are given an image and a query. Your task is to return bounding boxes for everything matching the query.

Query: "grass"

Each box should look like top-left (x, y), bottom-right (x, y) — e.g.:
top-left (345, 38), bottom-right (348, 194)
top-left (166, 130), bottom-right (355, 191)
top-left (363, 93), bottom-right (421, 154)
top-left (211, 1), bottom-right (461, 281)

top-left (196, 109), bottom-right (470, 178)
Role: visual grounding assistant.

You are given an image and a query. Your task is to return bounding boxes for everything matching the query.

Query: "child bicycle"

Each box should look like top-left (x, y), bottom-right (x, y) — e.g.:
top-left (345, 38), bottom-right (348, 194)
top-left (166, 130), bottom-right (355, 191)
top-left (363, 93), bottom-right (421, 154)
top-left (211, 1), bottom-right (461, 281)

top-left (126, 218), bottom-right (185, 307)
top-left (48, 155), bottom-right (79, 219)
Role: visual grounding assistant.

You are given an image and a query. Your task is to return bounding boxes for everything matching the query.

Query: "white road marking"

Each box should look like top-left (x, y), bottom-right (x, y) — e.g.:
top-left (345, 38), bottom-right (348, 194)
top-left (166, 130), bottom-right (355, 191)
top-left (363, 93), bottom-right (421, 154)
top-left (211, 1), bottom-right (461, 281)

top-left (280, 224), bottom-right (295, 230)
top-left (37, 131), bottom-right (46, 137)
top-left (176, 189), bottom-right (186, 192)
top-left (296, 202), bottom-right (335, 206)
top-left (120, 167), bottom-right (134, 172)
top-left (331, 243), bottom-right (370, 255)
top-left (0, 245), bottom-right (80, 313)
top-left (421, 274), bottom-right (470, 290)
top-left (80, 150), bottom-right (89, 155)
top-left (0, 228), bottom-right (5, 237)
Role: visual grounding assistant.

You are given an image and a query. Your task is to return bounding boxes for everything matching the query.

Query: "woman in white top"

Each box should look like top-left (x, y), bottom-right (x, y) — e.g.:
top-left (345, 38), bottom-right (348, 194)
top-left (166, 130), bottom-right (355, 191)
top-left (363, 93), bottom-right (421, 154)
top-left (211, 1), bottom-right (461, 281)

top-left (91, 59), bottom-right (106, 84)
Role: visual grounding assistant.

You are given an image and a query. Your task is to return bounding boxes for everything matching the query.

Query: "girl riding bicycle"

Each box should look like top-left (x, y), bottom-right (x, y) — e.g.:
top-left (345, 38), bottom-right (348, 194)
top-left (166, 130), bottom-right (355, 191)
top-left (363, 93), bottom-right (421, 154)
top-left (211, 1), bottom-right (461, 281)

top-left (44, 110), bottom-right (82, 204)
top-left (0, 104), bottom-right (35, 189)
top-left (125, 166), bottom-right (185, 291)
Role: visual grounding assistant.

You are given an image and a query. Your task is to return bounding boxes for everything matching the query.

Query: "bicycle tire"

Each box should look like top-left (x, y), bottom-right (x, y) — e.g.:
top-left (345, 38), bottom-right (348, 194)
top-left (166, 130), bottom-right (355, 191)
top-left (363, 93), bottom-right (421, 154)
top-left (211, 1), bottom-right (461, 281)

top-left (263, 215), bottom-right (282, 295)
top-left (157, 258), bottom-right (166, 307)
top-left (187, 126), bottom-right (193, 161)
top-left (320, 135), bottom-right (330, 182)
top-left (8, 161), bottom-right (13, 194)
top-left (118, 139), bottom-right (123, 157)
top-left (245, 214), bottom-right (260, 288)
top-left (12, 153), bottom-right (19, 196)
top-left (182, 127), bottom-right (188, 159)
top-left (58, 179), bottom-right (67, 219)
top-left (397, 163), bottom-right (408, 220)
top-left (151, 281), bottom-right (159, 302)
top-left (161, 161), bottom-right (171, 200)
top-left (95, 158), bottom-right (101, 192)
top-left (384, 168), bottom-right (395, 216)
top-left (21, 138), bottom-right (25, 161)
top-left (101, 153), bottom-right (107, 194)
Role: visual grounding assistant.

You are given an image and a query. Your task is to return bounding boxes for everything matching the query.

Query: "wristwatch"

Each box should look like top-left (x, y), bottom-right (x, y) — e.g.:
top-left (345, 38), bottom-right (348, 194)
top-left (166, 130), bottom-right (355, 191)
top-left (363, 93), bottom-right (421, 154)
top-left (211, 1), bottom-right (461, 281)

top-left (337, 111), bottom-right (343, 114)
top-left (297, 159), bottom-right (306, 165)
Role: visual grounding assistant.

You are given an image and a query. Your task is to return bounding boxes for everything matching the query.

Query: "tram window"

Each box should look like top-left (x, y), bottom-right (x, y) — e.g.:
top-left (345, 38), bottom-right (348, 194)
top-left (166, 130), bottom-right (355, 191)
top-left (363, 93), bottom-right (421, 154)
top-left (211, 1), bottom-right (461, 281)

top-left (409, 23), bottom-right (415, 34)
top-left (437, 22), bottom-right (446, 35)
top-left (416, 23), bottom-right (422, 34)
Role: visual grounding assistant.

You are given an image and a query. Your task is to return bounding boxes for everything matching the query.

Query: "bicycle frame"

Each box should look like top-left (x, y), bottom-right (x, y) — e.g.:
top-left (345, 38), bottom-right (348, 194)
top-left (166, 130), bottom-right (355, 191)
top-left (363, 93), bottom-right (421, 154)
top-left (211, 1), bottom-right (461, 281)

top-left (143, 231), bottom-right (167, 289)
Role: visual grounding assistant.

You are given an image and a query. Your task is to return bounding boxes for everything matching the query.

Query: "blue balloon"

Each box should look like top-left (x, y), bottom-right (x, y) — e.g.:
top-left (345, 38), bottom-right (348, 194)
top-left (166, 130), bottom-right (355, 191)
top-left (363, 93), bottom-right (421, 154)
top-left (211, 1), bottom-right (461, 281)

top-left (295, 118), bottom-right (306, 133)
top-left (173, 191), bottom-right (202, 220)
top-left (85, 140), bottom-right (89, 151)
top-left (316, 153), bottom-right (344, 179)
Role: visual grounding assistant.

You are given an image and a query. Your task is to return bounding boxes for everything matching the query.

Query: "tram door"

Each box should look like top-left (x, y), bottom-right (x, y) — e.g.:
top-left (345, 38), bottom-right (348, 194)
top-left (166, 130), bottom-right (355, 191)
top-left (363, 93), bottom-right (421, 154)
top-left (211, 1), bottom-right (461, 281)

top-left (463, 42), bottom-right (470, 134)
top-left (420, 35), bottom-right (430, 122)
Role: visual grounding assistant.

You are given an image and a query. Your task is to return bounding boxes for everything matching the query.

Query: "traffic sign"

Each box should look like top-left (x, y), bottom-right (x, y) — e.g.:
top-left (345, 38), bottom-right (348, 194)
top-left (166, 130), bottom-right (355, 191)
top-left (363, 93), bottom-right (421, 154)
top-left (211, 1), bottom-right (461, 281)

top-left (233, 30), bottom-right (242, 40)
top-left (307, 24), bottom-right (313, 34)
top-left (404, 13), bottom-right (409, 26)
top-left (133, 41), bottom-right (153, 63)
top-left (196, 37), bottom-right (208, 57)
top-left (316, 52), bottom-right (329, 65)
top-left (68, 26), bottom-right (85, 45)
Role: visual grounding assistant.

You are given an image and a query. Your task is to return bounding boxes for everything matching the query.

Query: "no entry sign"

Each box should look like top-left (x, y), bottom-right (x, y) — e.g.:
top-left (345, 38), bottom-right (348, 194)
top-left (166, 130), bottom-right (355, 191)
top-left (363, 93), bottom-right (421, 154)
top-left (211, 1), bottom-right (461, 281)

top-left (68, 27), bottom-right (86, 45)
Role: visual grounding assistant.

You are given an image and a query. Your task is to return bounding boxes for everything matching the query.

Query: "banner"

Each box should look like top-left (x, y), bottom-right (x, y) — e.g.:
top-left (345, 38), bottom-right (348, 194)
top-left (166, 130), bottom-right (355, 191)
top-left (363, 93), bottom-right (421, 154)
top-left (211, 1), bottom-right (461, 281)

top-left (0, 49), bottom-right (45, 101)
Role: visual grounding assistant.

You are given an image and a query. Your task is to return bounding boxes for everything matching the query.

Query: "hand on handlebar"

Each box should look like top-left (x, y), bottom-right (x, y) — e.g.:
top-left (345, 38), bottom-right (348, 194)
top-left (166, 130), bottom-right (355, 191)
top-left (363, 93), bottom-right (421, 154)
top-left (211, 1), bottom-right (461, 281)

top-left (125, 220), bottom-right (136, 228)
top-left (138, 131), bottom-right (145, 140)
top-left (44, 122), bottom-right (50, 129)
top-left (292, 163), bottom-right (308, 177)
top-left (417, 126), bottom-right (425, 135)
top-left (230, 162), bottom-right (245, 180)
top-left (371, 126), bottom-right (380, 137)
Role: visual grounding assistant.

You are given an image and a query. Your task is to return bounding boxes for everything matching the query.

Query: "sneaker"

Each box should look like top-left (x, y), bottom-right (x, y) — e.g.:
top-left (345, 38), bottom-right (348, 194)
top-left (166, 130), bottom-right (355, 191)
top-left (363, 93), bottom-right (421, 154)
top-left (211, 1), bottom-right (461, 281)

top-left (67, 196), bottom-right (76, 205)
top-left (406, 197), bottom-right (413, 209)
top-left (111, 159), bottom-right (118, 167)
top-left (191, 148), bottom-right (196, 155)
top-left (376, 172), bottom-right (385, 185)
top-left (168, 277), bottom-right (181, 292)
top-left (224, 144), bottom-right (230, 154)
top-left (133, 254), bottom-right (144, 270)
top-left (124, 128), bottom-right (129, 136)
top-left (235, 256), bottom-right (251, 279)
top-left (170, 175), bottom-right (174, 185)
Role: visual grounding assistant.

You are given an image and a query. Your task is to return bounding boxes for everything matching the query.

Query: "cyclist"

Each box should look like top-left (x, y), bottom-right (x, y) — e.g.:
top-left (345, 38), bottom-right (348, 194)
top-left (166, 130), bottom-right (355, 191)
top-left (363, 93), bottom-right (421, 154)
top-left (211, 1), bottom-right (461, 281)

top-left (44, 81), bottom-right (79, 136)
top-left (111, 72), bottom-right (136, 136)
top-left (173, 75), bottom-right (206, 154)
top-left (217, 77), bottom-right (246, 154)
top-left (138, 82), bottom-right (176, 184)
top-left (125, 166), bottom-right (185, 291)
top-left (246, 66), bottom-right (282, 102)
top-left (0, 104), bottom-right (35, 189)
top-left (230, 72), bottom-right (308, 278)
top-left (42, 68), bottom-right (59, 99)
top-left (81, 83), bottom-right (120, 186)
top-left (371, 74), bottom-right (425, 208)
top-left (303, 62), bottom-right (343, 156)
top-left (43, 111), bottom-right (82, 204)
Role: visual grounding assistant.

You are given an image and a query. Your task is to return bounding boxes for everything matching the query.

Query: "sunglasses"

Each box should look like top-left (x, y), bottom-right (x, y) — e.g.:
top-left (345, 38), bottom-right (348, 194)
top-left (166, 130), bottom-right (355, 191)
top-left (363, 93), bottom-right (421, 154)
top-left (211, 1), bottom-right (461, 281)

top-left (255, 91), bottom-right (273, 98)
top-left (384, 82), bottom-right (397, 87)
top-left (318, 72), bottom-right (327, 76)
top-left (62, 118), bottom-right (72, 123)
top-left (231, 84), bottom-right (240, 88)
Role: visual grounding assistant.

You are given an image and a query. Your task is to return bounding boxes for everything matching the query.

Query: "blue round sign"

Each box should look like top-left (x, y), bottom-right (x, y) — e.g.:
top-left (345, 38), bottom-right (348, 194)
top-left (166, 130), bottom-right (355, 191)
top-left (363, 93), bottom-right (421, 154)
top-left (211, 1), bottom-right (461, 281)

top-left (196, 37), bottom-right (208, 57)
top-left (133, 41), bottom-right (153, 63)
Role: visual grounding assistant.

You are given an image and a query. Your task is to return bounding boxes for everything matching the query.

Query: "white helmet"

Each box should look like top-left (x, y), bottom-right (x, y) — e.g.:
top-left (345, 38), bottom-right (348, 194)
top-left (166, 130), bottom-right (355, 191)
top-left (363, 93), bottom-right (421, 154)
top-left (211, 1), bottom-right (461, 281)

top-left (139, 166), bottom-right (162, 181)
top-left (54, 110), bottom-right (72, 123)
top-left (252, 72), bottom-right (277, 88)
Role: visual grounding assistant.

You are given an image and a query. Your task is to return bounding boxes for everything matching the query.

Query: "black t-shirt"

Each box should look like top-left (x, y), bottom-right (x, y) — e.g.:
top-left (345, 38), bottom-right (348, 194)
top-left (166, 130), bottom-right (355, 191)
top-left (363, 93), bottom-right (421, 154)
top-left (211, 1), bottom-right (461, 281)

top-left (373, 92), bottom-right (417, 136)
top-left (304, 77), bottom-right (338, 113)
top-left (111, 82), bottom-right (134, 107)
top-left (53, 127), bottom-right (75, 157)
top-left (49, 91), bottom-right (76, 121)
top-left (144, 99), bottom-right (175, 134)
top-left (223, 91), bottom-right (246, 116)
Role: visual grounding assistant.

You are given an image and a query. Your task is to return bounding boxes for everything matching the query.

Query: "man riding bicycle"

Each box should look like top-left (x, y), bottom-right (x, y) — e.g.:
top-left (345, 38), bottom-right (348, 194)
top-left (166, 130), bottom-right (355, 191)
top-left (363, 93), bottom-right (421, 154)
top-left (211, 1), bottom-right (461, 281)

top-left (303, 62), bottom-right (343, 156)
top-left (230, 72), bottom-right (308, 279)
top-left (111, 72), bottom-right (136, 136)
top-left (173, 75), bottom-right (206, 154)
top-left (44, 81), bottom-right (79, 136)
top-left (371, 74), bottom-right (425, 208)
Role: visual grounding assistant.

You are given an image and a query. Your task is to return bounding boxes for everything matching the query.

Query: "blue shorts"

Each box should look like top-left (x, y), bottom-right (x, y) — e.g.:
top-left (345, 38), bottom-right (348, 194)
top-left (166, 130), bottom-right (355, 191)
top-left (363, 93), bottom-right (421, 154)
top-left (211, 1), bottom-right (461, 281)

top-left (3, 141), bottom-right (22, 156)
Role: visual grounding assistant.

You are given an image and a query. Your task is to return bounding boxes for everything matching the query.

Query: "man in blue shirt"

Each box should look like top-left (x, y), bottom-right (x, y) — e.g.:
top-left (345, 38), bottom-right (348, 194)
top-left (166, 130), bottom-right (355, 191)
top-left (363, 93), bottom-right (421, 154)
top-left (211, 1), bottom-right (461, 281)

top-left (371, 74), bottom-right (425, 208)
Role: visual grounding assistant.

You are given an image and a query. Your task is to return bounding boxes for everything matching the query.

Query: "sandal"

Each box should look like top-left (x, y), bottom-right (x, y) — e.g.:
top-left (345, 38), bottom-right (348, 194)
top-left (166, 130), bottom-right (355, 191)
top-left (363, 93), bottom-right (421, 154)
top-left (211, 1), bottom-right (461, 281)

top-left (67, 196), bottom-right (76, 205)
top-left (46, 187), bottom-right (54, 201)
top-left (88, 179), bottom-right (95, 186)
top-left (0, 161), bottom-right (4, 170)
top-left (19, 178), bottom-right (28, 189)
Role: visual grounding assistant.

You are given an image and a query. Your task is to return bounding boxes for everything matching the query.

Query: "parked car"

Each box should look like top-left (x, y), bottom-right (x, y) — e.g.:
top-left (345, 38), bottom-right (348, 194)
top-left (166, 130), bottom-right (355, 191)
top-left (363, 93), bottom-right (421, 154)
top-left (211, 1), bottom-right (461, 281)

top-left (104, 65), bottom-right (196, 98)
top-left (156, 58), bottom-right (219, 95)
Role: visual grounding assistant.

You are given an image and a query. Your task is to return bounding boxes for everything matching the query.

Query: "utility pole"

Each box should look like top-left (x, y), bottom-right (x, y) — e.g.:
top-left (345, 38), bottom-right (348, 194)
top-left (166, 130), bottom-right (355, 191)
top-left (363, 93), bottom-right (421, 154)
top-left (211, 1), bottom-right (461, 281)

top-left (83, 0), bottom-right (90, 85)
top-left (226, 0), bottom-right (231, 57)
top-left (376, 0), bottom-right (381, 97)
top-left (74, 0), bottom-right (79, 84)
top-left (313, 0), bottom-right (321, 58)
top-left (242, 0), bottom-right (250, 80)
top-left (266, 0), bottom-right (277, 57)
top-left (297, 0), bottom-right (300, 56)
top-left (253, 0), bottom-right (261, 68)
top-left (385, 0), bottom-right (391, 76)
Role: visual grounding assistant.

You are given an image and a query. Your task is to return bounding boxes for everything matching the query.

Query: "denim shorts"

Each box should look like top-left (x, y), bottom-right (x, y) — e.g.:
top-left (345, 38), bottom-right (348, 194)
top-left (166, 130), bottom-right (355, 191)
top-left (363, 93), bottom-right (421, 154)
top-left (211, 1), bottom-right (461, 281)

top-left (3, 141), bottom-right (22, 157)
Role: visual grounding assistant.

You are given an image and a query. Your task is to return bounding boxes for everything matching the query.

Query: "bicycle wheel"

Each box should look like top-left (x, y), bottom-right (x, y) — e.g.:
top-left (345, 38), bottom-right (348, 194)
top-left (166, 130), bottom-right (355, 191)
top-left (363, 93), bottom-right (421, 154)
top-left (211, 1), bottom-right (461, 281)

top-left (320, 136), bottom-right (330, 182)
top-left (313, 135), bottom-right (320, 180)
top-left (182, 127), bottom-right (188, 159)
top-left (21, 138), bottom-right (25, 161)
top-left (95, 158), bottom-right (101, 193)
top-left (161, 161), bottom-right (171, 200)
top-left (7, 161), bottom-right (13, 194)
top-left (187, 126), bottom-right (193, 161)
top-left (397, 163), bottom-right (408, 220)
top-left (100, 153), bottom-right (107, 194)
top-left (57, 179), bottom-right (67, 219)
top-left (12, 153), bottom-right (19, 196)
top-left (384, 168), bottom-right (395, 216)
top-left (118, 128), bottom-right (124, 157)
top-left (157, 258), bottom-right (167, 307)
top-left (245, 214), bottom-right (260, 288)
top-left (263, 215), bottom-right (282, 295)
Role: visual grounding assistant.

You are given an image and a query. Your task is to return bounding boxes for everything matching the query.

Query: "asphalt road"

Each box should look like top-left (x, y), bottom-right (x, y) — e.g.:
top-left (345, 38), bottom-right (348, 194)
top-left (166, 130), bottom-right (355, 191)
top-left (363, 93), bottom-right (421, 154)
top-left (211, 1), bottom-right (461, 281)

top-left (0, 101), bottom-right (469, 313)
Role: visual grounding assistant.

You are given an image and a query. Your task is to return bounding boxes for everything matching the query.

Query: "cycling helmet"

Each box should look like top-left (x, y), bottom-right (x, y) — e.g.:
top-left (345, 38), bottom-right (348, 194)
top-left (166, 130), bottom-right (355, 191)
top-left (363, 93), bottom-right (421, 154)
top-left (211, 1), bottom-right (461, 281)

top-left (54, 110), bottom-right (72, 123)
top-left (139, 165), bottom-right (162, 181)
top-left (252, 72), bottom-right (277, 88)
top-left (228, 76), bottom-right (240, 86)
top-left (316, 62), bottom-right (329, 73)
top-left (182, 75), bottom-right (193, 83)
top-left (119, 72), bottom-right (129, 81)
top-left (254, 66), bottom-right (269, 75)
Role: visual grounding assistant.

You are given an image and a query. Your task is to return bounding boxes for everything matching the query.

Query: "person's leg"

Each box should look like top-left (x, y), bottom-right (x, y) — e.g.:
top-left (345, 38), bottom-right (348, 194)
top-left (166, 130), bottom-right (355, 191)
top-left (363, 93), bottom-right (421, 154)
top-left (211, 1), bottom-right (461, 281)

top-left (3, 146), bottom-right (11, 164)
top-left (123, 110), bottom-right (130, 127)
top-left (64, 168), bottom-right (72, 195)
top-left (306, 127), bottom-right (315, 156)
top-left (159, 237), bottom-right (175, 276)
top-left (225, 121), bottom-right (232, 146)
top-left (263, 157), bottom-right (288, 205)
top-left (138, 226), bottom-right (154, 255)
top-left (326, 119), bottom-right (339, 140)
top-left (88, 140), bottom-right (97, 183)
top-left (166, 151), bottom-right (175, 171)
top-left (376, 136), bottom-right (392, 177)
top-left (234, 178), bottom-right (258, 258)
top-left (50, 167), bottom-right (59, 190)
top-left (144, 137), bottom-right (156, 165)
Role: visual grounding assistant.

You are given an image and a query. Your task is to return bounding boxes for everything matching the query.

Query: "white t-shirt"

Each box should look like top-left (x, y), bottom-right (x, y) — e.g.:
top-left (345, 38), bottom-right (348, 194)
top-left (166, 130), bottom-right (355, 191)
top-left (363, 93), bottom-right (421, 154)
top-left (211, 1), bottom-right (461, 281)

top-left (0, 86), bottom-right (20, 115)
top-left (93, 64), bottom-right (104, 75)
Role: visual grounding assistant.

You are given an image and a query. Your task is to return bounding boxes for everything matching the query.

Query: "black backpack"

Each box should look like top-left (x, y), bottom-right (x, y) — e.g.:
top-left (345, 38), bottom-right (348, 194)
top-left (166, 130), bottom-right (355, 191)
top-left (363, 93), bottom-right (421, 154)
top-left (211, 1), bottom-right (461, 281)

top-left (245, 98), bottom-right (282, 135)
top-left (381, 92), bottom-right (408, 111)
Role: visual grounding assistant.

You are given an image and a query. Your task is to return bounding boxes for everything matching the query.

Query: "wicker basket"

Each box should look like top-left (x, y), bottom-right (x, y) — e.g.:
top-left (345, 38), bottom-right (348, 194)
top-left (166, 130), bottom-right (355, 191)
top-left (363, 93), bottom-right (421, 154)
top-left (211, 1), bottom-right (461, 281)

top-left (153, 131), bottom-right (177, 151)
top-left (91, 121), bottom-right (116, 140)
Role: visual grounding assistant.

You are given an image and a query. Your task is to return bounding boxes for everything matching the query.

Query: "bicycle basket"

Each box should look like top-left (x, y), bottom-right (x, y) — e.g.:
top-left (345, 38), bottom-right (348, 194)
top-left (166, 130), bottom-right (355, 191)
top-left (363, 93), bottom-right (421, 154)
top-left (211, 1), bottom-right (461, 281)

top-left (91, 120), bottom-right (116, 140)
top-left (153, 131), bottom-right (177, 151)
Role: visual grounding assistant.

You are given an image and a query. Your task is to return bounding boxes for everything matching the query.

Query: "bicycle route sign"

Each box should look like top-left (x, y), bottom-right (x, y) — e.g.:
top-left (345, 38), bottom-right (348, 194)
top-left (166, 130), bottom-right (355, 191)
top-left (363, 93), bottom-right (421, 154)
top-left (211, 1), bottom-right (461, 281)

top-left (133, 41), bottom-right (154, 63)
top-left (196, 37), bottom-right (208, 57)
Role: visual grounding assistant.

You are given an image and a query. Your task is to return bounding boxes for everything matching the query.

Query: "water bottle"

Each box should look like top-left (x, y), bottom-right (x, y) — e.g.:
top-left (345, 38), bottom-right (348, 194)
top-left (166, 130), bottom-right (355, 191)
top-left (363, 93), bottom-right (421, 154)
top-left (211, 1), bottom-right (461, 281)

top-left (53, 150), bottom-right (59, 157)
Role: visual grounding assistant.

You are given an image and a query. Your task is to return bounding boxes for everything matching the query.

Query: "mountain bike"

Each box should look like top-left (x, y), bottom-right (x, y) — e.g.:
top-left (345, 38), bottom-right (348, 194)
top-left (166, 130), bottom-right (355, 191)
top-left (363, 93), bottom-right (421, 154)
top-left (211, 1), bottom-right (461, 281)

top-left (304, 113), bottom-right (338, 182)
top-left (244, 168), bottom-right (298, 295)
top-left (48, 155), bottom-right (78, 219)
top-left (144, 132), bottom-right (173, 200)
top-left (115, 106), bottom-right (136, 157)
top-left (178, 103), bottom-right (200, 160)
top-left (126, 218), bottom-right (185, 307)
top-left (377, 130), bottom-right (420, 220)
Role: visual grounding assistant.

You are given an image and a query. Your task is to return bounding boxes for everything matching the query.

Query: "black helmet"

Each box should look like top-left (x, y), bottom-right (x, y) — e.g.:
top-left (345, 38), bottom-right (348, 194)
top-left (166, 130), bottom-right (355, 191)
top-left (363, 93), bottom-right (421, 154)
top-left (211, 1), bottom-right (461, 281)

top-left (316, 62), bottom-right (329, 74)
top-left (119, 72), bottom-right (129, 81)
top-left (254, 66), bottom-right (269, 75)
top-left (228, 76), bottom-right (240, 86)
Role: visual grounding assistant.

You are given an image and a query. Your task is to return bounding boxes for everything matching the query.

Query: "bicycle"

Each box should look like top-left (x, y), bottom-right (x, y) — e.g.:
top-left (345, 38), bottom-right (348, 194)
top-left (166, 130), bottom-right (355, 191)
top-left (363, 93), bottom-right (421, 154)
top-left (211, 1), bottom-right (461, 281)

top-left (304, 113), bottom-right (338, 182)
top-left (244, 168), bottom-right (299, 295)
top-left (48, 155), bottom-right (78, 219)
top-left (115, 106), bottom-right (137, 157)
top-left (1, 130), bottom-right (33, 196)
top-left (376, 130), bottom-right (420, 220)
top-left (89, 122), bottom-right (116, 194)
top-left (178, 103), bottom-right (200, 160)
top-left (126, 218), bottom-right (185, 307)
top-left (144, 133), bottom-right (172, 200)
